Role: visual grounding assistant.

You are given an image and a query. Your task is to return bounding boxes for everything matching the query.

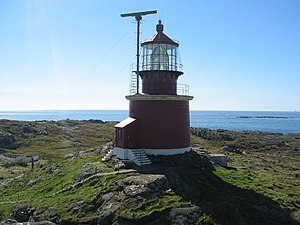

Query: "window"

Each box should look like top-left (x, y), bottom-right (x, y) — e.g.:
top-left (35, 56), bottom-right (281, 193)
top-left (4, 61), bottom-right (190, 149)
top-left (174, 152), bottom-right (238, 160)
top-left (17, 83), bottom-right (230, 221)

top-left (151, 45), bottom-right (169, 70)
top-left (117, 128), bottom-right (123, 140)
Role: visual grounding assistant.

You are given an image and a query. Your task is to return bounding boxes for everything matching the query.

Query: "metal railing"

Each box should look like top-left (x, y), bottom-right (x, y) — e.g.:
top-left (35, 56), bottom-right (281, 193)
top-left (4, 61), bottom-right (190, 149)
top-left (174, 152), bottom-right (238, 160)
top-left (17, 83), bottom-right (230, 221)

top-left (129, 77), bottom-right (189, 96)
top-left (177, 83), bottom-right (190, 96)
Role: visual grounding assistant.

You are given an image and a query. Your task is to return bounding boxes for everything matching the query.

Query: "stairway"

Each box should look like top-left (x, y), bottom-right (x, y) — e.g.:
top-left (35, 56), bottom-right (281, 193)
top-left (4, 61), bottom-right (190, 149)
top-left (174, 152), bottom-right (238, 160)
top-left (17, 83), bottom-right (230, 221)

top-left (101, 149), bottom-right (114, 162)
top-left (131, 149), bottom-right (151, 166)
top-left (130, 72), bottom-right (138, 95)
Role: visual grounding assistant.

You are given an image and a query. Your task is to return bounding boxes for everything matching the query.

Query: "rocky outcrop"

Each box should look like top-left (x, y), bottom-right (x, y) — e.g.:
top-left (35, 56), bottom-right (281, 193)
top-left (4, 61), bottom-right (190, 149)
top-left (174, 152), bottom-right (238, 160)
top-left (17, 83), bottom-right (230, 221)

top-left (95, 175), bottom-right (171, 225)
top-left (0, 220), bottom-right (56, 225)
top-left (27, 178), bottom-right (39, 187)
top-left (18, 123), bottom-right (36, 134)
top-left (0, 133), bottom-right (19, 149)
top-left (219, 145), bottom-right (242, 154)
top-left (114, 206), bottom-right (202, 225)
top-left (48, 166), bottom-right (59, 175)
top-left (168, 206), bottom-right (202, 225)
top-left (0, 219), bottom-right (57, 225)
top-left (12, 205), bottom-right (35, 222)
top-left (191, 128), bottom-right (236, 141)
top-left (118, 174), bottom-right (169, 200)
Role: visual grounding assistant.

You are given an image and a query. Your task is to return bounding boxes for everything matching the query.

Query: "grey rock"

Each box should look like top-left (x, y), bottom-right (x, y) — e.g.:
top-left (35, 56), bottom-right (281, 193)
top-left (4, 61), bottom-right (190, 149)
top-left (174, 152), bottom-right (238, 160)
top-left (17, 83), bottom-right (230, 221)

top-left (96, 193), bottom-right (121, 225)
top-left (0, 219), bottom-right (17, 224)
top-left (118, 174), bottom-right (169, 197)
top-left (219, 145), bottom-right (242, 154)
top-left (254, 204), bottom-right (287, 224)
top-left (31, 222), bottom-right (57, 225)
top-left (64, 153), bottom-right (76, 159)
top-left (88, 119), bottom-right (104, 124)
top-left (30, 207), bottom-right (57, 223)
top-left (39, 162), bottom-right (48, 168)
top-left (191, 128), bottom-right (235, 141)
top-left (73, 171), bottom-right (90, 183)
top-left (91, 175), bottom-right (171, 225)
top-left (192, 145), bottom-right (209, 156)
top-left (68, 206), bottom-right (81, 216)
top-left (168, 206), bottom-right (201, 225)
top-left (15, 174), bottom-right (25, 180)
top-left (12, 205), bottom-right (35, 222)
top-left (48, 166), bottom-right (59, 175)
top-left (74, 143), bottom-right (86, 148)
top-left (37, 130), bottom-right (48, 136)
top-left (0, 133), bottom-right (19, 149)
top-left (27, 179), bottom-right (39, 187)
top-left (18, 123), bottom-right (36, 134)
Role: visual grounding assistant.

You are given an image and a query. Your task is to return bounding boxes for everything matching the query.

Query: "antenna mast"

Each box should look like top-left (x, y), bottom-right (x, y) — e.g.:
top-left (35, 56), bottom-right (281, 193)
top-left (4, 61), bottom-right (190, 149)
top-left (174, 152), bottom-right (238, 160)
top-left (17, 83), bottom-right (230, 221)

top-left (121, 10), bottom-right (157, 94)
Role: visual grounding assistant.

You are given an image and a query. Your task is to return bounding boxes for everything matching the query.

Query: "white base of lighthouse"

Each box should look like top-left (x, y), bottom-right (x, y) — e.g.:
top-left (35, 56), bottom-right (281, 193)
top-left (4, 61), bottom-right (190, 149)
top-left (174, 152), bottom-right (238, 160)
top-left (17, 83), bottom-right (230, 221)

top-left (143, 147), bottom-right (191, 155)
top-left (112, 147), bottom-right (191, 166)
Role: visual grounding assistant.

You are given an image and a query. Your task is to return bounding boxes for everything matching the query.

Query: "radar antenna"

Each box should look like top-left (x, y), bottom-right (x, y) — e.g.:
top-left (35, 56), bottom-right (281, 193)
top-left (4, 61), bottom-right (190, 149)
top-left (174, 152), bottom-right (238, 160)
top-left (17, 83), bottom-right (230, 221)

top-left (121, 10), bottom-right (157, 94)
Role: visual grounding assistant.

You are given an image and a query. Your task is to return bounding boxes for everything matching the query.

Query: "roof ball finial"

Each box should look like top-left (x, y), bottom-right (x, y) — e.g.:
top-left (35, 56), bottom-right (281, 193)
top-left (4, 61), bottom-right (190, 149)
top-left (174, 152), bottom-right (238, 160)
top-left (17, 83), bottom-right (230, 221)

top-left (156, 20), bottom-right (163, 33)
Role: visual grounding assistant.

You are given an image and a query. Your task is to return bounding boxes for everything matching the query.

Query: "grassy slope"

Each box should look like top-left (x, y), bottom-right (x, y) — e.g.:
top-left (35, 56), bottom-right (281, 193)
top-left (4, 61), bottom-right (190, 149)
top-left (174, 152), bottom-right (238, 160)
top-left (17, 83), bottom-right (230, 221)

top-left (0, 120), bottom-right (191, 223)
top-left (0, 120), bottom-right (114, 159)
top-left (191, 129), bottom-right (300, 222)
top-left (0, 120), bottom-right (299, 224)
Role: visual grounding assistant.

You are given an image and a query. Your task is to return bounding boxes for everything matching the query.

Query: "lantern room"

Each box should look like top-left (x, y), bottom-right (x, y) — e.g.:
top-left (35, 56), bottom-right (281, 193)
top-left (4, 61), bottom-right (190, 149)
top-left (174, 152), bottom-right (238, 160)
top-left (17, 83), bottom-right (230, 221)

top-left (141, 20), bottom-right (181, 72)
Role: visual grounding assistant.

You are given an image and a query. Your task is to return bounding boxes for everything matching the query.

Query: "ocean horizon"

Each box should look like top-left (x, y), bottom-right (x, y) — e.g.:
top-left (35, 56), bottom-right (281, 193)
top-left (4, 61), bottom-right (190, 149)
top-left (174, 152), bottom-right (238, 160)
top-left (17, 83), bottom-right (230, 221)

top-left (0, 110), bottom-right (300, 134)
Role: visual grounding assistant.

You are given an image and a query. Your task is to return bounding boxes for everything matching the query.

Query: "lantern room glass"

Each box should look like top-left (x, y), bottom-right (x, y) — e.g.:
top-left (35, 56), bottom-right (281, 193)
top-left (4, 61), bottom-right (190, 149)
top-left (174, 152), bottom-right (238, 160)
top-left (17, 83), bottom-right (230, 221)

top-left (141, 43), bottom-right (181, 71)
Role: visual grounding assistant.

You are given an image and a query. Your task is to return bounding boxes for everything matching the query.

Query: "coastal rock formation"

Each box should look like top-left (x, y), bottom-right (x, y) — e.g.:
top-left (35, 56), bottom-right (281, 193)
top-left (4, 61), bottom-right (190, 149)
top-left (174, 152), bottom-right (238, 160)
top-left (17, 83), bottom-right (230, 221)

top-left (18, 123), bottom-right (36, 134)
top-left (219, 145), bottom-right (242, 154)
top-left (118, 174), bottom-right (169, 200)
top-left (191, 128), bottom-right (236, 141)
top-left (95, 175), bottom-right (170, 224)
top-left (114, 206), bottom-right (202, 225)
top-left (12, 205), bottom-right (35, 222)
top-left (0, 132), bottom-right (19, 149)
top-left (1, 122), bottom-right (299, 225)
top-left (0, 220), bottom-right (57, 225)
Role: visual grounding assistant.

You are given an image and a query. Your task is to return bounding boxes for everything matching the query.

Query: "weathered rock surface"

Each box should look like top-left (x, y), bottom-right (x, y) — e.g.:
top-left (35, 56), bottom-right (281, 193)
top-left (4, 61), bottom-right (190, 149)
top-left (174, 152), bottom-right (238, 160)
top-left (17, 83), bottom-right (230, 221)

top-left (18, 123), bottom-right (36, 134)
top-left (0, 220), bottom-right (56, 225)
top-left (0, 133), bottom-right (19, 149)
top-left (191, 128), bottom-right (236, 141)
top-left (48, 166), bottom-right (59, 175)
top-left (118, 174), bottom-right (169, 195)
top-left (27, 178), bottom-right (39, 187)
top-left (12, 205), bottom-right (35, 222)
top-left (219, 145), bottom-right (242, 154)
top-left (73, 170), bottom-right (91, 183)
top-left (89, 174), bottom-right (171, 225)
top-left (168, 206), bottom-right (202, 225)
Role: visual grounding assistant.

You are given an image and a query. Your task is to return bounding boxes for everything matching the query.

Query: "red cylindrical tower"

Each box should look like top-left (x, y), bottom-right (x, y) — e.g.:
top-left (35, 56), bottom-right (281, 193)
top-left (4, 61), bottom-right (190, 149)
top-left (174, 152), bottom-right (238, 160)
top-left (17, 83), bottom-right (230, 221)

top-left (114, 20), bottom-right (193, 161)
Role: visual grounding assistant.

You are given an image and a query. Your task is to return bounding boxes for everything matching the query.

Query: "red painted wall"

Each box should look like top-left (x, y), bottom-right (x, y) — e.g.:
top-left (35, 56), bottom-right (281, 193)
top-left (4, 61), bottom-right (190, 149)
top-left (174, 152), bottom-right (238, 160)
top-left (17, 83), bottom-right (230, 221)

top-left (140, 70), bottom-right (182, 95)
top-left (115, 120), bottom-right (138, 149)
top-left (129, 100), bottom-right (190, 149)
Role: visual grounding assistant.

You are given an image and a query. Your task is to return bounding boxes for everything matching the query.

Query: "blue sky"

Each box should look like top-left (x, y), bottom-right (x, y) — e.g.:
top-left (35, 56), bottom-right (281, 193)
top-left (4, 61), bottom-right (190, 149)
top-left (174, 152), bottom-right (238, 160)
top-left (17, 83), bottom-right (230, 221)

top-left (0, 0), bottom-right (299, 111)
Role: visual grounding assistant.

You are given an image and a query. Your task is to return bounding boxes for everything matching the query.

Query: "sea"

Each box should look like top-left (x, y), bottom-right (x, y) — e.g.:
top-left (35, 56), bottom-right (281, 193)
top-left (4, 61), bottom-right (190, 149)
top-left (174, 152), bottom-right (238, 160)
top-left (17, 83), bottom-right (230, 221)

top-left (0, 110), bottom-right (299, 134)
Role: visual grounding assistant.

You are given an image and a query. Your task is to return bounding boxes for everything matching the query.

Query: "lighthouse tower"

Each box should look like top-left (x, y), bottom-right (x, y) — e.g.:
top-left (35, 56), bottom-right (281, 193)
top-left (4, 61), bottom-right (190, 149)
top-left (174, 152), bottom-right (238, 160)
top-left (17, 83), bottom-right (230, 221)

top-left (113, 20), bottom-right (193, 165)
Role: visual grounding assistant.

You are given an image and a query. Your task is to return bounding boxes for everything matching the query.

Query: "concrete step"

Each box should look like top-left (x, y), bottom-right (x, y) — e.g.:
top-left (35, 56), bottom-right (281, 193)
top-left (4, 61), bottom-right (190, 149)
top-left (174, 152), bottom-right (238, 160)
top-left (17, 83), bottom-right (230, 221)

top-left (131, 149), bottom-right (151, 166)
top-left (101, 149), bottom-right (114, 162)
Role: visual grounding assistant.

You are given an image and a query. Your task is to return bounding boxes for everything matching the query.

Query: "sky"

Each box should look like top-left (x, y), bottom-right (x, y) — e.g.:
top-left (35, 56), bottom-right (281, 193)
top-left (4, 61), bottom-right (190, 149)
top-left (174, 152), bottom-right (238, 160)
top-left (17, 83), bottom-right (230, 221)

top-left (0, 0), bottom-right (299, 111)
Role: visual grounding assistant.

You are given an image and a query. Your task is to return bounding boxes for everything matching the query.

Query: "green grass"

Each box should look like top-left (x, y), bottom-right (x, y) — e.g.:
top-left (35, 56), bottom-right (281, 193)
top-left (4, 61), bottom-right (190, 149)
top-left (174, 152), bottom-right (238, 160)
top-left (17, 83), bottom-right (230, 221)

top-left (0, 153), bottom-right (136, 221)
top-left (1, 122), bottom-right (299, 224)
top-left (0, 120), bottom-right (115, 160)
top-left (118, 193), bottom-right (192, 220)
top-left (191, 129), bottom-right (300, 222)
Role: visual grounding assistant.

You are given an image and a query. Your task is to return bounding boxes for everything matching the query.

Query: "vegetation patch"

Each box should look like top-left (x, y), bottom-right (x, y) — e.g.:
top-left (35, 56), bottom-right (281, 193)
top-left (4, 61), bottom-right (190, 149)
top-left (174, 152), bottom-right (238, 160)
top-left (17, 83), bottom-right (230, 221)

top-left (118, 193), bottom-right (192, 220)
top-left (0, 122), bottom-right (299, 224)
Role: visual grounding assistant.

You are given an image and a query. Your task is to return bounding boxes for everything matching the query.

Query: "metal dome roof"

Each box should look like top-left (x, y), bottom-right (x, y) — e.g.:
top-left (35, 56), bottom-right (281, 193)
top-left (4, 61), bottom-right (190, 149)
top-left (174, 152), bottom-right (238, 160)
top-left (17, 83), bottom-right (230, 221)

top-left (141, 20), bottom-right (179, 47)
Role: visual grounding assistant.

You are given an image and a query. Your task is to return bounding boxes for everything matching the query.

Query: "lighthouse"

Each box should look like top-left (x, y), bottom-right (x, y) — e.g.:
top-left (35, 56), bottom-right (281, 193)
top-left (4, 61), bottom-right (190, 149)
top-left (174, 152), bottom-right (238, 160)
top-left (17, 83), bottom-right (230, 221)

top-left (113, 20), bottom-right (193, 165)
